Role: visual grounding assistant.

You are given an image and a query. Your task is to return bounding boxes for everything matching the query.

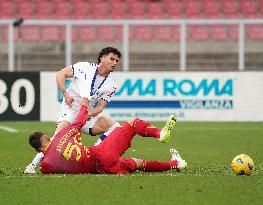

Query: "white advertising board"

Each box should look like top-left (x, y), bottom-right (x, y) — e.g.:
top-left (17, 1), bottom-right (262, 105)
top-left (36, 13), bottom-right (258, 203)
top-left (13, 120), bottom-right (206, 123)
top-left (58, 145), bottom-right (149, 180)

top-left (41, 72), bottom-right (263, 122)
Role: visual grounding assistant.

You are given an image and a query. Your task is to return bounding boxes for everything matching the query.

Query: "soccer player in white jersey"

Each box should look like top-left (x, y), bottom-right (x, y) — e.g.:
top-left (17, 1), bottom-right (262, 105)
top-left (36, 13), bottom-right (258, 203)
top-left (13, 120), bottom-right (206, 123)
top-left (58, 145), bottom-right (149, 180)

top-left (24, 47), bottom-right (121, 174)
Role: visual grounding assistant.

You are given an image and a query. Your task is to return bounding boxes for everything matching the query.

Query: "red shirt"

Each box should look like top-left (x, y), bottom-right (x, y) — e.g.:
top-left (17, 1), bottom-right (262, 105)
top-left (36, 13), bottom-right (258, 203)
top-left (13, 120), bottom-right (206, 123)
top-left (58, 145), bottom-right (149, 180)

top-left (40, 106), bottom-right (97, 174)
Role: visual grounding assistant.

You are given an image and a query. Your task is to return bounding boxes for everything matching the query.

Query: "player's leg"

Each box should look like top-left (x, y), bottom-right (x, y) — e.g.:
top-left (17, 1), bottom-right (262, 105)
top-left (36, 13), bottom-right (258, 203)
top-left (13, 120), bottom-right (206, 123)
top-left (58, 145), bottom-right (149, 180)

top-left (132, 115), bottom-right (177, 143)
top-left (133, 148), bottom-right (187, 172)
top-left (80, 115), bottom-right (119, 145)
top-left (92, 121), bottom-right (136, 169)
top-left (90, 116), bottom-right (120, 146)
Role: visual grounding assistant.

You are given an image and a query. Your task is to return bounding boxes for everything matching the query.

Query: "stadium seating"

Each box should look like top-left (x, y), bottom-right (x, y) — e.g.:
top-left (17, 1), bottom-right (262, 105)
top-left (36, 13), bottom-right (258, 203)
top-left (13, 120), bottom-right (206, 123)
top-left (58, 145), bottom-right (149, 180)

top-left (147, 2), bottom-right (164, 19)
top-left (210, 25), bottom-right (228, 40)
top-left (35, 2), bottom-right (54, 19)
top-left (17, 2), bottom-right (35, 19)
top-left (21, 26), bottom-right (40, 41)
top-left (184, 1), bottom-right (202, 19)
top-left (72, 3), bottom-right (90, 19)
top-left (128, 2), bottom-right (145, 19)
top-left (190, 26), bottom-right (209, 40)
top-left (78, 26), bottom-right (96, 41)
top-left (0, 2), bottom-right (15, 19)
top-left (54, 2), bottom-right (71, 19)
top-left (91, 2), bottom-right (108, 19)
top-left (97, 26), bottom-right (115, 41)
top-left (247, 25), bottom-right (263, 40)
top-left (0, 0), bottom-right (262, 42)
top-left (164, 2), bottom-right (183, 19)
top-left (41, 26), bottom-right (61, 41)
top-left (110, 2), bottom-right (127, 19)
top-left (153, 26), bottom-right (172, 40)
top-left (133, 26), bottom-right (152, 41)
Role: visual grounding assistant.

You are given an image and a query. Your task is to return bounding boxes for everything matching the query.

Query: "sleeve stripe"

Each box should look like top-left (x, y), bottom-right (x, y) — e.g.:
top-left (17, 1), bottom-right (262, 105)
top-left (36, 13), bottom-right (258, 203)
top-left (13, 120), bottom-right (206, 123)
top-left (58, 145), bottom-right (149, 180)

top-left (72, 64), bottom-right (75, 76)
top-left (90, 67), bottom-right (98, 96)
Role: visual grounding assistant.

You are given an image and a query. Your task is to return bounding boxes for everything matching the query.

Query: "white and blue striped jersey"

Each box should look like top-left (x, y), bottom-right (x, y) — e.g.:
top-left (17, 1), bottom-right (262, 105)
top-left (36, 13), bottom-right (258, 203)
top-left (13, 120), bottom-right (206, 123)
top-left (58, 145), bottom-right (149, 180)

top-left (67, 62), bottom-right (117, 111)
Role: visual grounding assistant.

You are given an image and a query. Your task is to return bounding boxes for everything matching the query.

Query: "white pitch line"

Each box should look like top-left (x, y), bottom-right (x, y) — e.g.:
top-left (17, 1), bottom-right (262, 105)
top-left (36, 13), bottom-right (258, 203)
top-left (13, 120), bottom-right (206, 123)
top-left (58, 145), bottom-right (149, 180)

top-left (0, 125), bottom-right (18, 133)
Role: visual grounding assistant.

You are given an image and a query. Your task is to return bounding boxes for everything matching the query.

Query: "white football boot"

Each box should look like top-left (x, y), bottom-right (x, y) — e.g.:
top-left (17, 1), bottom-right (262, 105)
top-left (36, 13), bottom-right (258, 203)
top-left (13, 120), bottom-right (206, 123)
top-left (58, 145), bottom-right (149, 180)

top-left (159, 115), bottom-right (177, 143)
top-left (170, 148), bottom-right (187, 170)
top-left (24, 163), bottom-right (37, 174)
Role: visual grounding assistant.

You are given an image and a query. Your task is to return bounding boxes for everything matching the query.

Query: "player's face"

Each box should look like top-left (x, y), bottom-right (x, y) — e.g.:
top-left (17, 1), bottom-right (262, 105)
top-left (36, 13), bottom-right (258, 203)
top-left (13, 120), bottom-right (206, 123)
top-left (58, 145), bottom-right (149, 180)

top-left (101, 53), bottom-right (119, 72)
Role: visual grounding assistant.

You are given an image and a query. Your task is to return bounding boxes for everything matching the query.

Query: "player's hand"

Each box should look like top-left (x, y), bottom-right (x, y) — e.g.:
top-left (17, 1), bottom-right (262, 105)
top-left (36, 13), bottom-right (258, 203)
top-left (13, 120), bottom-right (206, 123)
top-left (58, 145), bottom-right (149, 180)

top-left (86, 114), bottom-right (92, 121)
top-left (24, 163), bottom-right (37, 174)
top-left (64, 93), bottom-right (74, 107)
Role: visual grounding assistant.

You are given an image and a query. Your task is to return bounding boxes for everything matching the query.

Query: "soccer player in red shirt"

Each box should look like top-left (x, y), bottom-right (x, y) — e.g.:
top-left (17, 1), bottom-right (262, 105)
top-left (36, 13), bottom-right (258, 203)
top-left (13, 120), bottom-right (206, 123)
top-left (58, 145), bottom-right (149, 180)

top-left (28, 102), bottom-right (187, 174)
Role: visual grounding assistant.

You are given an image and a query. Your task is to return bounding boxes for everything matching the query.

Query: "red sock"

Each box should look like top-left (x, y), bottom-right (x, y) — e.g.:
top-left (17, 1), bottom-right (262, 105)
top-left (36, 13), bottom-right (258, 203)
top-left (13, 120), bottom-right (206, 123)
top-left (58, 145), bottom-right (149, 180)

top-left (133, 118), bottom-right (160, 139)
top-left (141, 160), bottom-right (178, 172)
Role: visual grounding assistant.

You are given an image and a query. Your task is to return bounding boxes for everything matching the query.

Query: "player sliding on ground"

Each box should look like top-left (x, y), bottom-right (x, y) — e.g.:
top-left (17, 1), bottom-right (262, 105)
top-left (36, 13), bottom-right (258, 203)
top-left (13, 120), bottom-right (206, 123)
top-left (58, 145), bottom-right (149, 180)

top-left (28, 104), bottom-right (187, 174)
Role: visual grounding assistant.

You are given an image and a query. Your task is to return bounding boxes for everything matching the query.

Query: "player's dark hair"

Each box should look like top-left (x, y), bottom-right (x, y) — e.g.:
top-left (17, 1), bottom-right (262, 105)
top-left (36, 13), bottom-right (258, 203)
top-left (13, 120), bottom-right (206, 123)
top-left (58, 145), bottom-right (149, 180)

top-left (97, 47), bottom-right (121, 64)
top-left (29, 132), bottom-right (44, 149)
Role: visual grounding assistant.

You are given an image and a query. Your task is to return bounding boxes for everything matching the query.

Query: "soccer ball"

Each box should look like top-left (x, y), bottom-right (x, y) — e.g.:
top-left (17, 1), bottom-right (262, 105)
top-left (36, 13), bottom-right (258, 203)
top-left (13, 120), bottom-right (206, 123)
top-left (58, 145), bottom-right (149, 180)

top-left (231, 154), bottom-right (255, 176)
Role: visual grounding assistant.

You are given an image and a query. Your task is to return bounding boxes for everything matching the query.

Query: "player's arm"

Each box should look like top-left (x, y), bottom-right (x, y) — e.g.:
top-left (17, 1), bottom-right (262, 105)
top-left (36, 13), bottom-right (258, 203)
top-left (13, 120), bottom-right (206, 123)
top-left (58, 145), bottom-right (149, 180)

top-left (56, 65), bottom-right (74, 107)
top-left (73, 98), bottom-right (91, 130)
top-left (89, 84), bottom-right (116, 117)
top-left (89, 100), bottom-right (108, 117)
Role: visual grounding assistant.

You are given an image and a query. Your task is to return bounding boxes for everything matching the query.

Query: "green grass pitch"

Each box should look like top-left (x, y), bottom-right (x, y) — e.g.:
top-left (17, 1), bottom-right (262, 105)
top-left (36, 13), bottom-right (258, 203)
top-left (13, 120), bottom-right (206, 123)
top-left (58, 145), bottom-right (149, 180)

top-left (0, 121), bottom-right (262, 205)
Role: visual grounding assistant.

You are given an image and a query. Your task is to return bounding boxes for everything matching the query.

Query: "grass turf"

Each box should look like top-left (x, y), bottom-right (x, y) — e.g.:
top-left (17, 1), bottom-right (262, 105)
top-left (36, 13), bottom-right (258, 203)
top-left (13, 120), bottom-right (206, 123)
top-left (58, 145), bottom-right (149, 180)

top-left (0, 121), bottom-right (262, 205)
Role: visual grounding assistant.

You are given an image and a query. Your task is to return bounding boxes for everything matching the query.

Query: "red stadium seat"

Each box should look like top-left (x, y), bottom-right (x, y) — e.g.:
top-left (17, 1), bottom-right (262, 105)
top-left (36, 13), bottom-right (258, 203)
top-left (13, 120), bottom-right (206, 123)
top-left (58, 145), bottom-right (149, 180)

top-left (72, 3), bottom-right (90, 19)
top-left (60, 27), bottom-right (79, 41)
top-left (97, 26), bottom-right (115, 41)
top-left (54, 2), bottom-right (71, 19)
top-left (91, 2), bottom-right (108, 19)
top-left (229, 25), bottom-right (238, 41)
top-left (224, 13), bottom-right (241, 19)
top-left (78, 26), bottom-right (96, 41)
top-left (21, 26), bottom-right (40, 41)
top-left (115, 26), bottom-right (134, 41)
top-left (1, 26), bottom-right (19, 41)
top-left (147, 2), bottom-right (164, 19)
top-left (164, 1), bottom-right (183, 19)
top-left (240, 0), bottom-right (257, 16)
top-left (88, 0), bottom-right (104, 3)
top-left (221, 0), bottom-right (239, 15)
top-left (171, 26), bottom-right (180, 41)
top-left (210, 26), bottom-right (228, 41)
top-left (184, 1), bottom-right (201, 19)
top-left (206, 13), bottom-right (222, 19)
top-left (16, 2), bottom-right (35, 19)
top-left (133, 26), bottom-right (152, 41)
top-left (128, 2), bottom-right (145, 19)
top-left (190, 26), bottom-right (209, 41)
top-left (107, 0), bottom-right (123, 3)
top-left (153, 26), bottom-right (171, 40)
top-left (41, 26), bottom-right (61, 41)
top-left (259, 0), bottom-right (263, 13)
top-left (202, 1), bottom-right (220, 16)
top-left (247, 25), bottom-right (263, 40)
top-left (0, 2), bottom-right (15, 19)
top-left (36, 2), bottom-right (54, 19)
top-left (110, 2), bottom-right (127, 19)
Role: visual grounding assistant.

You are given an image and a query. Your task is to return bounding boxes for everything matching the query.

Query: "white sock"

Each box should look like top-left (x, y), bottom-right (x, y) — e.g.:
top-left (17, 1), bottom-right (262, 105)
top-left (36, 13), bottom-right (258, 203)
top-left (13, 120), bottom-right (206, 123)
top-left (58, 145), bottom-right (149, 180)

top-left (94, 123), bottom-right (120, 146)
top-left (32, 152), bottom-right (45, 166)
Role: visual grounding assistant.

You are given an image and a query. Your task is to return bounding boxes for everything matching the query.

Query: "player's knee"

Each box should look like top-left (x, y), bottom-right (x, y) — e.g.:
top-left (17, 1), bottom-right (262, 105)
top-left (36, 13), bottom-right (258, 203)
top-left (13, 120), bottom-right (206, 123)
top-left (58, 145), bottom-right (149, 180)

top-left (127, 118), bottom-right (136, 126)
top-left (132, 118), bottom-right (150, 136)
top-left (131, 158), bottom-right (143, 169)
